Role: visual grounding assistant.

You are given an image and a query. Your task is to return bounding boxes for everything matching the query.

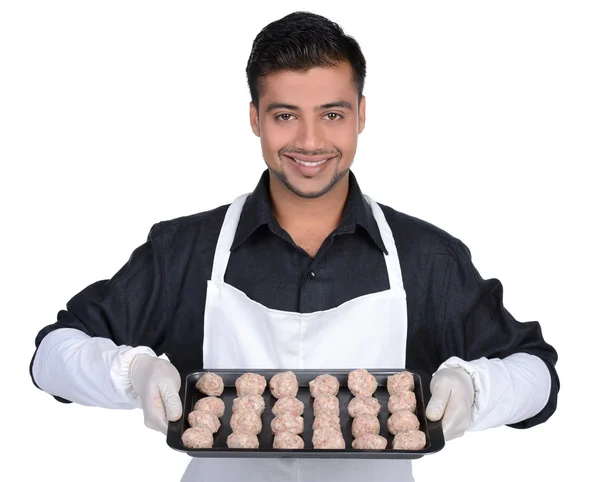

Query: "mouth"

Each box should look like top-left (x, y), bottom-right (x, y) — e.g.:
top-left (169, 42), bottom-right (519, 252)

top-left (290, 157), bottom-right (331, 166)
top-left (282, 154), bottom-right (337, 176)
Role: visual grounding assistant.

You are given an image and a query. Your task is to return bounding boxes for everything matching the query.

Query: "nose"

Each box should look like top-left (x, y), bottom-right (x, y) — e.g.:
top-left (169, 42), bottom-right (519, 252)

top-left (295, 118), bottom-right (325, 153)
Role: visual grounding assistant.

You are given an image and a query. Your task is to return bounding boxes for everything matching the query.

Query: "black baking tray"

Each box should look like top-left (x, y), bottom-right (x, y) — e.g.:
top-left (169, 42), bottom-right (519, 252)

top-left (167, 369), bottom-right (444, 459)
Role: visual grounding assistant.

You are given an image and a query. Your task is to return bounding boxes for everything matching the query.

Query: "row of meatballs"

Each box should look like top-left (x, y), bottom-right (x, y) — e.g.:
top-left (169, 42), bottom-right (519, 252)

top-left (346, 368), bottom-right (426, 451)
top-left (181, 369), bottom-right (426, 450)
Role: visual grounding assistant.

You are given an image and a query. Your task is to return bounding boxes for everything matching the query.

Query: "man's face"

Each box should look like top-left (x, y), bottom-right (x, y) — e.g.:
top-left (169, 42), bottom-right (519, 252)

top-left (250, 61), bottom-right (366, 199)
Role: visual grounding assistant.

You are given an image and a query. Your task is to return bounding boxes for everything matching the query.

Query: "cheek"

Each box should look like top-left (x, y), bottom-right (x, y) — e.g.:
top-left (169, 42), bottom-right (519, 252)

top-left (331, 123), bottom-right (357, 154)
top-left (261, 123), bottom-right (293, 154)
top-left (259, 125), bottom-right (275, 153)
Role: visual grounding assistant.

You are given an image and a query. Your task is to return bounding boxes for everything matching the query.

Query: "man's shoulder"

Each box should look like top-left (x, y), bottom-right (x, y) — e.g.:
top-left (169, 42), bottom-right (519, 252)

top-left (146, 202), bottom-right (230, 240)
top-left (377, 201), bottom-right (467, 257)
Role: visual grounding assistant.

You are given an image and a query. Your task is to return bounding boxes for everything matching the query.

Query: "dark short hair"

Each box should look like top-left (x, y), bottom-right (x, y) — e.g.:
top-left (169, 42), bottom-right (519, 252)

top-left (246, 11), bottom-right (366, 108)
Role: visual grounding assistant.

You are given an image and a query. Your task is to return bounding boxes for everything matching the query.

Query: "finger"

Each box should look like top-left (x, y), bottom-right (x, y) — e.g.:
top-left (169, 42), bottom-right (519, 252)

top-left (154, 416), bottom-right (168, 435)
top-left (442, 416), bottom-right (468, 441)
top-left (441, 414), bottom-right (459, 441)
top-left (160, 416), bottom-right (169, 435)
top-left (159, 381), bottom-right (183, 422)
top-left (146, 411), bottom-right (168, 435)
top-left (426, 376), bottom-right (452, 421)
top-left (440, 390), bottom-right (471, 440)
top-left (144, 393), bottom-right (169, 434)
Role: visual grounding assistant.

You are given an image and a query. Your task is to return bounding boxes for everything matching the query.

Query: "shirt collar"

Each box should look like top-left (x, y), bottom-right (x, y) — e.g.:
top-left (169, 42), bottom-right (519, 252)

top-left (231, 169), bottom-right (388, 255)
top-left (338, 170), bottom-right (388, 255)
top-left (230, 170), bottom-right (277, 251)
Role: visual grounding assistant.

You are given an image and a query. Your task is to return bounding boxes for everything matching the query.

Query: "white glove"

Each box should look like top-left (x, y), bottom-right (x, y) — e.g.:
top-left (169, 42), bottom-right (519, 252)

top-left (129, 353), bottom-right (183, 435)
top-left (425, 367), bottom-right (475, 440)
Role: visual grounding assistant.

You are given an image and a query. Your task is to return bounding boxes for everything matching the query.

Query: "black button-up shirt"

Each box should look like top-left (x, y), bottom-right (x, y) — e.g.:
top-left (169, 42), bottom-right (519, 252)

top-left (30, 169), bottom-right (559, 430)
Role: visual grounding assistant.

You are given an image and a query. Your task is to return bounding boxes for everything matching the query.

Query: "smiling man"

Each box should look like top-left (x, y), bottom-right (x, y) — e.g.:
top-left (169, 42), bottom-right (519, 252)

top-left (30, 11), bottom-right (559, 482)
top-left (249, 57), bottom-right (367, 258)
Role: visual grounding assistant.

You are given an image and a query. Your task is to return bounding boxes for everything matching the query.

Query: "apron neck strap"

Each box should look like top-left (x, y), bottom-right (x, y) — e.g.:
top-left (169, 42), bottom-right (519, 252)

top-left (211, 193), bottom-right (250, 282)
top-left (363, 194), bottom-right (404, 291)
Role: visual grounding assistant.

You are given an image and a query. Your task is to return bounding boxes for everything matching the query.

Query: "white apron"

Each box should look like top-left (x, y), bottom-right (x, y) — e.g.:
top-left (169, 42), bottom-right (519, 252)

top-left (181, 193), bottom-right (413, 482)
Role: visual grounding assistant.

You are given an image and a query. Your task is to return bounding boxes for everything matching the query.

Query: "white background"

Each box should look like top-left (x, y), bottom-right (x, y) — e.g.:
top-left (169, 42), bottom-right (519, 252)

top-left (1, 1), bottom-right (598, 481)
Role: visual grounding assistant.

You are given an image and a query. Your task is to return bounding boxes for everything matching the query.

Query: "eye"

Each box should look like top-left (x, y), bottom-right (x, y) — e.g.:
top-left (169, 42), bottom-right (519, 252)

top-left (275, 113), bottom-right (295, 122)
top-left (325, 113), bottom-right (343, 120)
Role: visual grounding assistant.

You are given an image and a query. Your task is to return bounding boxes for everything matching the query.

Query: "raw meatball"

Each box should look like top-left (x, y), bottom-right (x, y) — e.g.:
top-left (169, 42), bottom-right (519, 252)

top-left (312, 413), bottom-right (341, 431)
top-left (312, 427), bottom-right (346, 449)
top-left (309, 374), bottom-right (340, 397)
top-left (235, 373), bottom-right (267, 396)
top-left (348, 369), bottom-right (378, 397)
top-left (182, 426), bottom-right (213, 448)
top-left (194, 396), bottom-right (225, 418)
top-left (352, 434), bottom-right (388, 450)
top-left (347, 396), bottom-right (381, 418)
top-left (313, 395), bottom-right (340, 417)
top-left (273, 432), bottom-right (305, 449)
top-left (392, 429), bottom-right (426, 450)
top-left (195, 372), bottom-right (224, 396)
top-left (187, 410), bottom-right (220, 433)
top-left (272, 396), bottom-right (304, 417)
top-left (387, 410), bottom-right (420, 435)
top-left (230, 408), bottom-right (262, 435)
top-left (232, 395), bottom-right (265, 415)
top-left (269, 371), bottom-right (299, 398)
top-left (227, 431), bottom-right (260, 449)
top-left (388, 391), bottom-right (417, 413)
top-left (387, 371), bottom-right (414, 394)
top-left (271, 413), bottom-right (304, 435)
top-left (351, 414), bottom-right (380, 438)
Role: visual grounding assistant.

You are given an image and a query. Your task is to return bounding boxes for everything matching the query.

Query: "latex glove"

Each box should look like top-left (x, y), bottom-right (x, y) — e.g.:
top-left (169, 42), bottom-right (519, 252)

top-left (129, 353), bottom-right (183, 435)
top-left (425, 367), bottom-right (475, 440)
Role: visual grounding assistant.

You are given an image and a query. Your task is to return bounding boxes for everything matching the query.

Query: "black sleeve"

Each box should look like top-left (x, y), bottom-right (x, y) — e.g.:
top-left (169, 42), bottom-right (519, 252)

top-left (439, 239), bottom-right (560, 429)
top-left (29, 222), bottom-right (169, 402)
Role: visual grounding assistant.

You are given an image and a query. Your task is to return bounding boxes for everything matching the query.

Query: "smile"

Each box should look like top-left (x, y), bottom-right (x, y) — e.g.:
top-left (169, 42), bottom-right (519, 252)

top-left (292, 157), bottom-right (331, 166)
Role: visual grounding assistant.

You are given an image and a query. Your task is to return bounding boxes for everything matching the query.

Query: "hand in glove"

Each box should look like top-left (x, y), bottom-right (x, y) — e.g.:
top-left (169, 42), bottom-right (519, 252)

top-left (129, 353), bottom-right (183, 435)
top-left (425, 367), bottom-right (475, 440)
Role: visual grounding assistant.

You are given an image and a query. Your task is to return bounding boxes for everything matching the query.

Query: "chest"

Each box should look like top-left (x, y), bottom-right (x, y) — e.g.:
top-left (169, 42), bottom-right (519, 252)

top-left (291, 234), bottom-right (326, 258)
top-left (284, 226), bottom-right (335, 258)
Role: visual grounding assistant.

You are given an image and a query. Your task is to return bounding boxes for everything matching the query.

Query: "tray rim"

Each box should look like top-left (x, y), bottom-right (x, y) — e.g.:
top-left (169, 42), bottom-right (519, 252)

top-left (167, 368), bottom-right (445, 459)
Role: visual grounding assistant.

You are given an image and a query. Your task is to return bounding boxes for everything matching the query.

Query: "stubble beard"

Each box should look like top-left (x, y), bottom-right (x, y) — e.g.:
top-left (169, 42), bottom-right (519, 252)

top-left (267, 155), bottom-right (351, 199)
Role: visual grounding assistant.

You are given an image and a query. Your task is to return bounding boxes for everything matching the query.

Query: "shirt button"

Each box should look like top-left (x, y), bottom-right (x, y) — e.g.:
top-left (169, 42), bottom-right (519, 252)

top-left (307, 271), bottom-right (316, 280)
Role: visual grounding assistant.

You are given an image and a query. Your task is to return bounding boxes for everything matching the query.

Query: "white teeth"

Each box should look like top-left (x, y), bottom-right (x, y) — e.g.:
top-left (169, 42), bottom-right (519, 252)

top-left (293, 157), bottom-right (329, 166)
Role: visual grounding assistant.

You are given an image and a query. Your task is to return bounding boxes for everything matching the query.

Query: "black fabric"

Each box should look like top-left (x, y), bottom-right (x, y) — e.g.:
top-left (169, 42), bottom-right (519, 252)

top-left (30, 169), bottom-right (559, 429)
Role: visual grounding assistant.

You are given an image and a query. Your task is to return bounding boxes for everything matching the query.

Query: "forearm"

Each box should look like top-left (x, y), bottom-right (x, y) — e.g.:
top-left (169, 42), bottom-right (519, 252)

top-left (439, 352), bottom-right (552, 430)
top-left (31, 327), bottom-right (156, 409)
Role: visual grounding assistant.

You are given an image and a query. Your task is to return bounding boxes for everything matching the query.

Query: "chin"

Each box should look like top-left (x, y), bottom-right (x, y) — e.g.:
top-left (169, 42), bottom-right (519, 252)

top-left (271, 166), bottom-right (350, 199)
top-left (287, 184), bottom-right (332, 199)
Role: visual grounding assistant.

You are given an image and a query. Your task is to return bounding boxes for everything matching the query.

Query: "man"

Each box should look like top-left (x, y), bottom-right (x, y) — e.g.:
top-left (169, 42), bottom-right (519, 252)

top-left (30, 10), bottom-right (559, 482)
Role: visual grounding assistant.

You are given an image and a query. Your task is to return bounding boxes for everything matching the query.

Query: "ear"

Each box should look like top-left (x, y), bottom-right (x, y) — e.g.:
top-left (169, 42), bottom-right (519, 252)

top-left (358, 95), bottom-right (366, 134)
top-left (250, 101), bottom-right (260, 137)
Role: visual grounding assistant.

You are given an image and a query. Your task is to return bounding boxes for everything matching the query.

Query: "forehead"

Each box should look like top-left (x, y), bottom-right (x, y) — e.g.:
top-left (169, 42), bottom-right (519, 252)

top-left (259, 62), bottom-right (356, 107)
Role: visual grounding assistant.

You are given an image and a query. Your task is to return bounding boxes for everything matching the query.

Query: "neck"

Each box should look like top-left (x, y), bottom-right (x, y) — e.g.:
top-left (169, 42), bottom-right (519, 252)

top-left (268, 174), bottom-right (350, 235)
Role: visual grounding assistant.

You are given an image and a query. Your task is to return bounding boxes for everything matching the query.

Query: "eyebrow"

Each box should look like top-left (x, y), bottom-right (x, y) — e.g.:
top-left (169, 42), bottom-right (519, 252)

top-left (265, 100), bottom-right (353, 113)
